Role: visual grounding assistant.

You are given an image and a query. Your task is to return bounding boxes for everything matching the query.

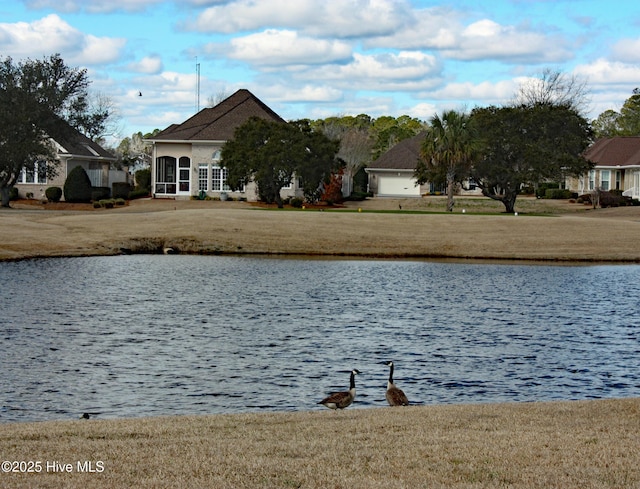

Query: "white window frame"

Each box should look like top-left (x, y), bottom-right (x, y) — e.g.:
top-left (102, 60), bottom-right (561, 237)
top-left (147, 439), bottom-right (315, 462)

top-left (600, 170), bottom-right (610, 191)
top-left (198, 164), bottom-right (208, 191)
top-left (19, 160), bottom-right (47, 184)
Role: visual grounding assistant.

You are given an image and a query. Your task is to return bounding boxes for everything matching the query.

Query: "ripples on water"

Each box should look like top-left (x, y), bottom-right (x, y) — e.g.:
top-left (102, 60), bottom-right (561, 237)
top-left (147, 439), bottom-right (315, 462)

top-left (1, 256), bottom-right (639, 422)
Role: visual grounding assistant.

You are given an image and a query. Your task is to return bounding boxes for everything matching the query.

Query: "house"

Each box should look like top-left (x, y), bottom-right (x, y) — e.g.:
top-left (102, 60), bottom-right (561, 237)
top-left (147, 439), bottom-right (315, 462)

top-left (565, 137), bottom-right (640, 199)
top-left (365, 132), bottom-right (480, 197)
top-left (147, 89), bottom-right (303, 201)
top-left (365, 132), bottom-right (428, 197)
top-left (14, 121), bottom-right (118, 200)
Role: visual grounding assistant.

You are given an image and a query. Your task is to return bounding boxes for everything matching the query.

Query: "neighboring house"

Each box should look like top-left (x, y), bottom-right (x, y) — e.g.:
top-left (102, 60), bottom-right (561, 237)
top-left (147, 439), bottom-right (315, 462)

top-left (365, 132), bottom-right (427, 197)
top-left (14, 121), bottom-right (118, 200)
top-left (365, 132), bottom-right (481, 197)
top-left (565, 137), bottom-right (640, 200)
top-left (147, 89), bottom-right (303, 201)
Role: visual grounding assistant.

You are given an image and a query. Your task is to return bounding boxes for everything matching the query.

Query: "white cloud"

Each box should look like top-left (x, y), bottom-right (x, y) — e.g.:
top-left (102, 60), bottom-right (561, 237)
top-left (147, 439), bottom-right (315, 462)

top-left (573, 58), bottom-right (640, 86)
top-left (23, 0), bottom-right (165, 13)
top-left (298, 51), bottom-right (442, 92)
top-left (426, 79), bottom-right (517, 104)
top-left (443, 19), bottom-right (572, 62)
top-left (259, 84), bottom-right (343, 103)
top-left (611, 37), bottom-right (640, 63)
top-left (223, 29), bottom-right (352, 66)
top-left (188, 0), bottom-right (412, 38)
top-left (128, 55), bottom-right (164, 74)
top-left (0, 14), bottom-right (125, 65)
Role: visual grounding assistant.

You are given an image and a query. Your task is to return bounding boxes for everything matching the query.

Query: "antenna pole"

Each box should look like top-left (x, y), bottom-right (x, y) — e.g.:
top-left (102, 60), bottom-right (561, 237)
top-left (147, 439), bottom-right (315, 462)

top-left (195, 58), bottom-right (201, 113)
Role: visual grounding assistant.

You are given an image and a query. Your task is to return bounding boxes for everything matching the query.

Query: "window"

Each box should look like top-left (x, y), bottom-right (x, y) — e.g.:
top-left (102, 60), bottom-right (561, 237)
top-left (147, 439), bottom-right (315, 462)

top-left (178, 157), bottom-right (190, 192)
top-left (615, 170), bottom-right (621, 190)
top-left (588, 170), bottom-right (596, 191)
top-left (198, 165), bottom-right (208, 191)
top-left (211, 166), bottom-right (228, 191)
top-left (600, 170), bottom-right (610, 191)
top-left (155, 156), bottom-right (176, 194)
top-left (19, 160), bottom-right (47, 184)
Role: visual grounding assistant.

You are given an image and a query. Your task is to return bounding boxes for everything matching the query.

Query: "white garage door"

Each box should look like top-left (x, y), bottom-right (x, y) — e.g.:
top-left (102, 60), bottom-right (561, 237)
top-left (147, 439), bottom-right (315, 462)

top-left (378, 175), bottom-right (420, 196)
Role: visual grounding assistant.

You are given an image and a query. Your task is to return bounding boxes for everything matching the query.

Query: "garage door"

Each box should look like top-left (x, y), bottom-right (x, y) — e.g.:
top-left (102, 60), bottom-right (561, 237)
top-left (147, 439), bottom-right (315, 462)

top-left (378, 175), bottom-right (420, 196)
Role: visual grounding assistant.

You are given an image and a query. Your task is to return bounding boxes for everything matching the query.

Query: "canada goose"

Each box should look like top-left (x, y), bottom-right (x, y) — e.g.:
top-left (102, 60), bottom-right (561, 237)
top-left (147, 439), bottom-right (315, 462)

top-left (318, 369), bottom-right (360, 409)
top-left (385, 361), bottom-right (409, 406)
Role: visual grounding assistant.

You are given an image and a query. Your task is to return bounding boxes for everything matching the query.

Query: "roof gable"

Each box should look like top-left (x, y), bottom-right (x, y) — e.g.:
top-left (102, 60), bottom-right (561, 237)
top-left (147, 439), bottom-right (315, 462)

top-left (152, 89), bottom-right (285, 142)
top-left (584, 137), bottom-right (640, 168)
top-left (52, 118), bottom-right (115, 160)
top-left (368, 132), bottom-right (426, 170)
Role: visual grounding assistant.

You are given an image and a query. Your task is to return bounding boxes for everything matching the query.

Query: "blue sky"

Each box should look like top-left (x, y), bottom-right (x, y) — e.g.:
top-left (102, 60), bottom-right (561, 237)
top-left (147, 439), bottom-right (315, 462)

top-left (2, 0), bottom-right (639, 144)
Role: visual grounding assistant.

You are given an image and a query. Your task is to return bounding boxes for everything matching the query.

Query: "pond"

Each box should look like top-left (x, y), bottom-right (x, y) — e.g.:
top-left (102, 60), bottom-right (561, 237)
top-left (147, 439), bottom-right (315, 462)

top-left (1, 255), bottom-right (638, 422)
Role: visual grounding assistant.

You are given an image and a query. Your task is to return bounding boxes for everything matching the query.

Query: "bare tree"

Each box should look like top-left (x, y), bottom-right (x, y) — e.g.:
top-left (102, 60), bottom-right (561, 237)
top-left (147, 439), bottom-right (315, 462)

top-left (337, 128), bottom-right (374, 195)
top-left (207, 89), bottom-right (231, 108)
top-left (513, 68), bottom-right (590, 115)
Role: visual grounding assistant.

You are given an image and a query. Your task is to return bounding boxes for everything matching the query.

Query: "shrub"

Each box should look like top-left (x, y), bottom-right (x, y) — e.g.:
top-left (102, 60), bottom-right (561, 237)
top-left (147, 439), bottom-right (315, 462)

top-left (599, 191), bottom-right (630, 208)
top-left (9, 187), bottom-right (18, 200)
top-left (64, 166), bottom-right (93, 203)
top-left (99, 199), bottom-right (115, 208)
top-left (134, 168), bottom-right (151, 191)
top-left (544, 188), bottom-right (573, 199)
top-left (536, 182), bottom-right (559, 198)
top-left (91, 186), bottom-right (111, 201)
top-left (578, 194), bottom-right (592, 205)
top-left (129, 188), bottom-right (150, 200)
top-left (115, 198), bottom-right (126, 206)
top-left (45, 186), bottom-right (62, 202)
top-left (112, 181), bottom-right (132, 199)
top-left (290, 197), bottom-right (303, 208)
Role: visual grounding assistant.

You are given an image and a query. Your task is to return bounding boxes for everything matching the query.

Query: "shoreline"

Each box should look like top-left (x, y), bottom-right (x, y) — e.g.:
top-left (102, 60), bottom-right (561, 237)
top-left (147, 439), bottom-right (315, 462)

top-left (1, 398), bottom-right (638, 488)
top-left (2, 197), bottom-right (640, 263)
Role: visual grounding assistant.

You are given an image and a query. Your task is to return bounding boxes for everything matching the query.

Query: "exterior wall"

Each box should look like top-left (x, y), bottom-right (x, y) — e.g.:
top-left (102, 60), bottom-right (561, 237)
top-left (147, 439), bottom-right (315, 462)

top-left (152, 141), bottom-right (304, 202)
top-left (13, 157), bottom-right (112, 200)
top-left (565, 167), bottom-right (640, 199)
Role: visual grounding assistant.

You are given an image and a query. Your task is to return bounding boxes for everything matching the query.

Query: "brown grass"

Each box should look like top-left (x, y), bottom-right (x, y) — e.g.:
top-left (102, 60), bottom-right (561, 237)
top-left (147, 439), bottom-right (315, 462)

top-left (2, 197), bottom-right (639, 487)
top-left (1, 398), bottom-right (638, 488)
top-left (1, 196), bottom-right (640, 262)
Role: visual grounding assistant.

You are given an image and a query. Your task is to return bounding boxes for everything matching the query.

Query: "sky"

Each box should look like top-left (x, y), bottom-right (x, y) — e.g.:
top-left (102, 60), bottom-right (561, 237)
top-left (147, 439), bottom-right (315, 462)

top-left (1, 0), bottom-right (640, 145)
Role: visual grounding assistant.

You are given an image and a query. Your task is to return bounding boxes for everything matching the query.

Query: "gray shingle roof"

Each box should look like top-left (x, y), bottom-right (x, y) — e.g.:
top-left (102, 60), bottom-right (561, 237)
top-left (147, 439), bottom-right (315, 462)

top-left (584, 137), bottom-right (640, 168)
top-left (368, 132), bottom-right (426, 170)
top-left (151, 89), bottom-right (285, 142)
top-left (55, 120), bottom-right (115, 160)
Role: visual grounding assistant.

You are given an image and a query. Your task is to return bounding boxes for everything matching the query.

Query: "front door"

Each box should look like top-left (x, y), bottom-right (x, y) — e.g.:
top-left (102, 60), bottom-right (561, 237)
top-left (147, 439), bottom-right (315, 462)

top-left (178, 157), bottom-right (191, 195)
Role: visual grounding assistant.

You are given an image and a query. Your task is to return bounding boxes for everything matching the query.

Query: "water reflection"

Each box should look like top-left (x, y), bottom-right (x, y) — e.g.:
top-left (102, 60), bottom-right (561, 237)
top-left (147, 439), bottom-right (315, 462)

top-left (1, 256), bottom-right (639, 422)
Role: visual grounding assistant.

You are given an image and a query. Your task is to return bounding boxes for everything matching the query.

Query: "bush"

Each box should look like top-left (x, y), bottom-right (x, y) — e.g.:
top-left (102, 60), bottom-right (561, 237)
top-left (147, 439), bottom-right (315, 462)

top-left (45, 186), bottom-right (62, 202)
top-left (64, 166), bottom-right (93, 203)
top-left (578, 193), bottom-right (592, 205)
top-left (9, 187), bottom-right (18, 201)
top-left (536, 182), bottom-right (560, 198)
top-left (600, 191), bottom-right (630, 208)
top-left (134, 168), bottom-right (151, 191)
top-left (91, 186), bottom-right (111, 201)
top-left (129, 188), bottom-right (150, 200)
top-left (544, 188), bottom-right (573, 199)
top-left (112, 181), bottom-right (132, 199)
top-left (290, 197), bottom-right (303, 208)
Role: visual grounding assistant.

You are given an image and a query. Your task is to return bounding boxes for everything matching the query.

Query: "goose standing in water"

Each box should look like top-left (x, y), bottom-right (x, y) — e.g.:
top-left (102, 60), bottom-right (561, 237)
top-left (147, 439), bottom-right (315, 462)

top-left (318, 369), bottom-right (360, 409)
top-left (385, 361), bottom-right (409, 406)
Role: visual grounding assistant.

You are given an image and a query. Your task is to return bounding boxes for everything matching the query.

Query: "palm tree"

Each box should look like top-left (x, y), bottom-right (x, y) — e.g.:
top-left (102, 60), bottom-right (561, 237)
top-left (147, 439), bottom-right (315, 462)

top-left (416, 110), bottom-right (474, 212)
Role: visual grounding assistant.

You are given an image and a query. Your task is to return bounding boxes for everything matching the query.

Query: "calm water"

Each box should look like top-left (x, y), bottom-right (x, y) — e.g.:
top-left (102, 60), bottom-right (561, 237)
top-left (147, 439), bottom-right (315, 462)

top-left (1, 256), bottom-right (639, 423)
